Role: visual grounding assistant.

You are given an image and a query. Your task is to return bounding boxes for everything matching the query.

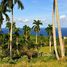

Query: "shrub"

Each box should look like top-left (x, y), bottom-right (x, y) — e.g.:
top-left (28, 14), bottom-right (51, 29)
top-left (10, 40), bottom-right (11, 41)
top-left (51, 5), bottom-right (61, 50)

top-left (2, 57), bottom-right (10, 62)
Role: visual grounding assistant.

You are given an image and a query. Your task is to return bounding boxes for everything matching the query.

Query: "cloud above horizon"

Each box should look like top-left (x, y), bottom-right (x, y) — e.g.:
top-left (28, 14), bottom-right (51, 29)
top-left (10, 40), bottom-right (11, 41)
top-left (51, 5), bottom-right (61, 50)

top-left (60, 15), bottom-right (67, 20)
top-left (60, 15), bottom-right (67, 27)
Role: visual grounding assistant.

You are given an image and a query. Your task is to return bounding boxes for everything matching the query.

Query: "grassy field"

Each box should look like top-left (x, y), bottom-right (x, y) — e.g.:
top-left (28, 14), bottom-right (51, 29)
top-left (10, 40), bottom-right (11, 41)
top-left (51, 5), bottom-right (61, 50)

top-left (0, 60), bottom-right (66, 67)
top-left (0, 46), bottom-right (67, 67)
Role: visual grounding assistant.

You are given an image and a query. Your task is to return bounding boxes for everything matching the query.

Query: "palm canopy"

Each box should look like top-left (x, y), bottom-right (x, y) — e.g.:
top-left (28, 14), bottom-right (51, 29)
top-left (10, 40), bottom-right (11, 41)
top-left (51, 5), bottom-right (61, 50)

top-left (23, 25), bottom-right (31, 35)
top-left (14, 28), bottom-right (19, 37)
top-left (1, 0), bottom-right (24, 10)
top-left (0, 2), bottom-right (10, 32)
top-left (45, 24), bottom-right (52, 35)
top-left (6, 22), bottom-right (16, 32)
top-left (32, 20), bottom-right (42, 32)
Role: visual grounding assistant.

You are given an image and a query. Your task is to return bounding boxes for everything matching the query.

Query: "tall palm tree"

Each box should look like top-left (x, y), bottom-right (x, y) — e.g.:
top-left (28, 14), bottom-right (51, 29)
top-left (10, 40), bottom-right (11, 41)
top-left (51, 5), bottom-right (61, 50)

top-left (32, 20), bottom-right (42, 44)
top-left (45, 24), bottom-right (52, 53)
top-left (52, 0), bottom-right (59, 60)
top-left (2, 0), bottom-right (24, 58)
top-left (55, 0), bottom-right (65, 58)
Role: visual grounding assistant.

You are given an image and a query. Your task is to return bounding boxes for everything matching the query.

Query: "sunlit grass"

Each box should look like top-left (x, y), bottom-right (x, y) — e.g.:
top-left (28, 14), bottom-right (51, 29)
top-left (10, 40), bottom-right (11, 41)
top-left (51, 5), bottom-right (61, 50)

top-left (0, 59), bottom-right (67, 67)
top-left (0, 46), bottom-right (67, 67)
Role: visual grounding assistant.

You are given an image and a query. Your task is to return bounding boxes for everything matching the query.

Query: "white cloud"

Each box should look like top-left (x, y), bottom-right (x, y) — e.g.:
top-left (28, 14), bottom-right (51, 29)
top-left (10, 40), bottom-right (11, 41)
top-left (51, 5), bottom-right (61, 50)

top-left (60, 15), bottom-right (67, 27)
top-left (14, 17), bottom-right (31, 23)
top-left (60, 15), bottom-right (67, 19)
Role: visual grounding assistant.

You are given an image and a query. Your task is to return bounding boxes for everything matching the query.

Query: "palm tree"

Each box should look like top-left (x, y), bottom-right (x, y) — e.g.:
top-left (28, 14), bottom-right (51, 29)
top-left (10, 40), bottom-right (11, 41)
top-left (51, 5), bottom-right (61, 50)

top-left (52, 0), bottom-right (59, 60)
top-left (55, 0), bottom-right (65, 58)
top-left (23, 25), bottom-right (31, 42)
top-left (32, 20), bottom-right (42, 44)
top-left (2, 0), bottom-right (24, 58)
top-left (45, 24), bottom-right (52, 53)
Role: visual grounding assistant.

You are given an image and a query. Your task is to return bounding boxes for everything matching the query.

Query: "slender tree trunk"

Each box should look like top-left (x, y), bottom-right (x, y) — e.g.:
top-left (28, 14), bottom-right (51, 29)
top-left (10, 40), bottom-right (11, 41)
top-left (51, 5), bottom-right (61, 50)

top-left (49, 35), bottom-right (52, 53)
top-left (10, 9), bottom-right (13, 59)
top-left (36, 32), bottom-right (37, 44)
top-left (52, 10), bottom-right (59, 60)
top-left (55, 0), bottom-right (65, 58)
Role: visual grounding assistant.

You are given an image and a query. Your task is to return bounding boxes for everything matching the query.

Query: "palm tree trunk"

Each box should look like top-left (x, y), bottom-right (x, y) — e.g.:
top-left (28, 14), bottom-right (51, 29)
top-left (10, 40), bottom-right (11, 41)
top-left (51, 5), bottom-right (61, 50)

top-left (36, 32), bottom-right (37, 44)
top-left (52, 10), bottom-right (59, 60)
top-left (10, 9), bottom-right (13, 59)
top-left (55, 0), bottom-right (65, 58)
top-left (49, 35), bottom-right (52, 53)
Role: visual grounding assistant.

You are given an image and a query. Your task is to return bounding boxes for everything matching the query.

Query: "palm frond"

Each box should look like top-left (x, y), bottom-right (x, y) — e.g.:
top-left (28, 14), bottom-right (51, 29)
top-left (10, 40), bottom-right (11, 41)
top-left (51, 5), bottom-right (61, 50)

top-left (4, 13), bottom-right (10, 21)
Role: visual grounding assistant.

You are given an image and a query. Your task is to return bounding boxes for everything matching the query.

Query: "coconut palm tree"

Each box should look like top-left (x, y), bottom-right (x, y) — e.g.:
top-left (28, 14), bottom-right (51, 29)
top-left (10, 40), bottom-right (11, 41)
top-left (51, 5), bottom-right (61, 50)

top-left (32, 20), bottom-right (42, 44)
top-left (45, 24), bottom-right (52, 53)
top-left (52, 0), bottom-right (59, 60)
top-left (2, 0), bottom-right (24, 58)
top-left (55, 0), bottom-right (65, 58)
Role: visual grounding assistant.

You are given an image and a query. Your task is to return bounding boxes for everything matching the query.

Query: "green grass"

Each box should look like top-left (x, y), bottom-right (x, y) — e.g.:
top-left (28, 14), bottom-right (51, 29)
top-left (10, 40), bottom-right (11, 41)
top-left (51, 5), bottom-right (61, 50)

top-left (0, 46), bottom-right (67, 67)
top-left (0, 59), bottom-right (67, 67)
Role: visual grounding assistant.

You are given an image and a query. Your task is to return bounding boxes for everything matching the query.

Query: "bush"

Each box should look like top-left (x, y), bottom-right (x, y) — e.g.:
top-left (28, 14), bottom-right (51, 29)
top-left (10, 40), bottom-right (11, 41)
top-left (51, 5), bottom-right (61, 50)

top-left (2, 57), bottom-right (10, 62)
top-left (9, 59), bottom-right (16, 64)
top-left (22, 55), bottom-right (28, 61)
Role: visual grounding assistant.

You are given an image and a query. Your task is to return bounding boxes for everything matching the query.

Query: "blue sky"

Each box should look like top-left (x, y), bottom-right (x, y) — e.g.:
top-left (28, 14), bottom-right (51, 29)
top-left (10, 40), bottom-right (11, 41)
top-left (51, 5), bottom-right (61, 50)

top-left (2, 0), bottom-right (67, 28)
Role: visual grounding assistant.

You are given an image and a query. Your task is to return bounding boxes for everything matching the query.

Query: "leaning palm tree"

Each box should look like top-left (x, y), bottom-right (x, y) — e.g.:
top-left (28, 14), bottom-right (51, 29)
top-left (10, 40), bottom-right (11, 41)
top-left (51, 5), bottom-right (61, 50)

top-left (52, 0), bottom-right (59, 60)
top-left (32, 20), bottom-right (42, 44)
top-left (45, 24), bottom-right (52, 53)
top-left (2, 0), bottom-right (24, 58)
top-left (55, 0), bottom-right (65, 58)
